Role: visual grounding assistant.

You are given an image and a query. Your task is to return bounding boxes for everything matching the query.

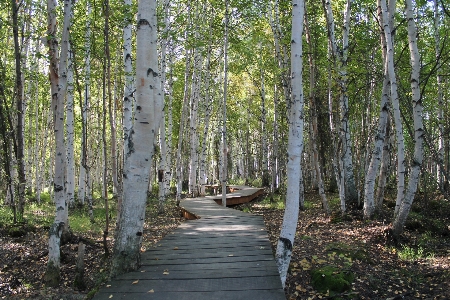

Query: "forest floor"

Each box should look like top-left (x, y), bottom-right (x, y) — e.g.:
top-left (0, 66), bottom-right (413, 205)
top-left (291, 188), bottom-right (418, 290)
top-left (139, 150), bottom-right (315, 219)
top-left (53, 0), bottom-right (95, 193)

top-left (0, 191), bottom-right (449, 299)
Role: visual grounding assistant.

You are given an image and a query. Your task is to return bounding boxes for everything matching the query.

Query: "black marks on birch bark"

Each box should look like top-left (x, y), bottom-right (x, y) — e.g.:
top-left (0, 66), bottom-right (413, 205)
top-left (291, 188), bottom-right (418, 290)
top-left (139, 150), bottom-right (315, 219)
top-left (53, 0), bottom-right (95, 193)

top-left (279, 237), bottom-right (293, 251)
top-left (137, 19), bottom-right (150, 29)
top-left (147, 68), bottom-right (158, 77)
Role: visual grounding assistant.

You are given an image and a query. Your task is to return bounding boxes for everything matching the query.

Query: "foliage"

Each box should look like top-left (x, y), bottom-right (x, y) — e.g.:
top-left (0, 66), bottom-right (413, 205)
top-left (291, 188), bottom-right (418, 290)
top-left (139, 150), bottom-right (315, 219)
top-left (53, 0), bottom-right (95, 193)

top-left (311, 265), bottom-right (355, 295)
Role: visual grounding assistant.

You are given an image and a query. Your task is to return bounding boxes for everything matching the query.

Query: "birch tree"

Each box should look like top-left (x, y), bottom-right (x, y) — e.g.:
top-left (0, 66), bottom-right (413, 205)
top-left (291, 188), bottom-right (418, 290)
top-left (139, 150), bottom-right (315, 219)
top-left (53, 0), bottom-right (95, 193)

top-left (11, 0), bottom-right (26, 220)
top-left (222, 0), bottom-right (229, 207)
top-left (392, 0), bottom-right (423, 237)
top-left (363, 0), bottom-right (392, 218)
top-left (322, 0), bottom-right (358, 207)
top-left (78, 1), bottom-right (92, 206)
top-left (66, 43), bottom-right (75, 209)
top-left (111, 0), bottom-right (162, 277)
top-left (276, 0), bottom-right (304, 287)
top-left (379, 0), bottom-right (406, 217)
top-left (44, 0), bottom-right (73, 286)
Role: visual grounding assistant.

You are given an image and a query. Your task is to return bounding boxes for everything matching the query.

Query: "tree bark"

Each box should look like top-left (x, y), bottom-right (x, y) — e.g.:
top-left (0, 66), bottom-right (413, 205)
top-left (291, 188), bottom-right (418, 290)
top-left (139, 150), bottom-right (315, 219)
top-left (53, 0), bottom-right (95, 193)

top-left (393, 0), bottom-right (424, 237)
top-left (276, 0), bottom-right (304, 287)
top-left (111, 0), bottom-right (161, 277)
top-left (44, 0), bottom-right (73, 286)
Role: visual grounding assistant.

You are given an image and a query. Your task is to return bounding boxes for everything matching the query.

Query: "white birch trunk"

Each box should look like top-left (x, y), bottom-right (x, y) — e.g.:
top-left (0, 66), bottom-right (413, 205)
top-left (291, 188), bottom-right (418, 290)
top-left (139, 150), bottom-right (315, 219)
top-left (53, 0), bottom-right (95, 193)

top-left (188, 47), bottom-right (201, 197)
top-left (175, 48), bottom-right (191, 204)
top-left (435, 0), bottom-right (444, 186)
top-left (199, 33), bottom-right (213, 195)
top-left (393, 0), bottom-right (423, 237)
top-left (222, 0), bottom-right (229, 207)
top-left (44, 0), bottom-right (72, 286)
top-left (380, 0), bottom-right (406, 216)
top-left (123, 0), bottom-right (134, 158)
top-left (276, 0), bottom-right (304, 287)
top-left (66, 43), bottom-right (75, 209)
top-left (157, 0), bottom-right (170, 209)
top-left (323, 0), bottom-right (358, 205)
top-left (78, 1), bottom-right (92, 205)
top-left (111, 0), bottom-right (161, 277)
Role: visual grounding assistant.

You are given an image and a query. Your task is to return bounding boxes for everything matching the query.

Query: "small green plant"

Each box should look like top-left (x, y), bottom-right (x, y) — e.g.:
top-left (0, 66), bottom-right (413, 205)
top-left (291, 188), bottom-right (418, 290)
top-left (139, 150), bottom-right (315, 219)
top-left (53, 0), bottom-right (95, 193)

top-left (242, 206), bottom-right (251, 213)
top-left (397, 245), bottom-right (425, 261)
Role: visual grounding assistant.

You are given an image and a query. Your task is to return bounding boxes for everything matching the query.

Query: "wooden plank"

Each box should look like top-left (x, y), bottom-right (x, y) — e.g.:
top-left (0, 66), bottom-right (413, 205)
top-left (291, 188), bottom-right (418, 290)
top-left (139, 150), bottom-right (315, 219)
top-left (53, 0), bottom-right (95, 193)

top-left (94, 290), bottom-right (286, 300)
top-left (114, 268), bottom-right (280, 280)
top-left (98, 276), bottom-right (283, 293)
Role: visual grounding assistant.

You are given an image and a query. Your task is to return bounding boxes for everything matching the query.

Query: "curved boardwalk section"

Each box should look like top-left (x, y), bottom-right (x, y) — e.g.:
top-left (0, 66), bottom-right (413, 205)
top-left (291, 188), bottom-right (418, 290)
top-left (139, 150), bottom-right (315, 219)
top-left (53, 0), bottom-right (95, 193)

top-left (94, 187), bottom-right (285, 300)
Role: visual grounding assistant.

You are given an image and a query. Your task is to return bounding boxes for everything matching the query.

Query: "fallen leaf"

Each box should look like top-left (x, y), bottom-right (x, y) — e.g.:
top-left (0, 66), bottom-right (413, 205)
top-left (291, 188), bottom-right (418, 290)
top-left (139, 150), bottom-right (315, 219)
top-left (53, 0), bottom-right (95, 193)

top-left (109, 295), bottom-right (113, 299)
top-left (106, 285), bottom-right (111, 287)
top-left (163, 271), bottom-right (169, 275)
top-left (148, 289), bottom-right (154, 293)
top-left (173, 247), bottom-right (178, 250)
top-left (132, 280), bottom-right (139, 284)
top-left (228, 254), bottom-right (234, 257)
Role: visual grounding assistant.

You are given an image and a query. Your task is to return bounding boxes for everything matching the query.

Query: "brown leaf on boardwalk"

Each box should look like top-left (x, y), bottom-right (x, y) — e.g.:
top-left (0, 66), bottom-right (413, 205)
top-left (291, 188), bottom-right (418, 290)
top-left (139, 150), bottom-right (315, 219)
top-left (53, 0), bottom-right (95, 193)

top-left (148, 289), bottom-right (154, 293)
top-left (132, 280), bottom-right (139, 284)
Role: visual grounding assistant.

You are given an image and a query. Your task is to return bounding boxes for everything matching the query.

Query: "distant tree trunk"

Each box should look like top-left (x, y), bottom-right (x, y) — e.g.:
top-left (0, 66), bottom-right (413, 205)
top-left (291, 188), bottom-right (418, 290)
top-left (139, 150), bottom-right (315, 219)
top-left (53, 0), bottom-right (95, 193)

top-left (44, 0), bottom-right (72, 287)
top-left (221, 0), bottom-right (229, 207)
top-left (270, 84), bottom-right (279, 198)
top-left (175, 47), bottom-right (191, 205)
top-left (199, 27), bottom-right (213, 195)
top-left (111, 0), bottom-right (161, 277)
top-left (188, 38), bottom-right (201, 197)
top-left (392, 0), bottom-right (423, 237)
top-left (435, 0), bottom-right (444, 188)
top-left (78, 1), bottom-right (92, 207)
top-left (157, 0), bottom-right (171, 211)
top-left (66, 43), bottom-right (75, 209)
top-left (322, 0), bottom-right (358, 206)
top-left (276, 0), bottom-right (304, 287)
top-left (305, 4), bottom-right (329, 214)
top-left (12, 0), bottom-right (26, 221)
top-left (102, 0), bottom-right (111, 256)
top-left (104, 0), bottom-right (119, 198)
top-left (259, 48), bottom-right (269, 188)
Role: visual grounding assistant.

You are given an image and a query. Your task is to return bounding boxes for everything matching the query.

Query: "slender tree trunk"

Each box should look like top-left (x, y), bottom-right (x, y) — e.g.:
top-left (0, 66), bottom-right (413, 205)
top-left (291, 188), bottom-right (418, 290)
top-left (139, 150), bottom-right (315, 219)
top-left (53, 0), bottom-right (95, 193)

top-left (111, 0), bottom-right (161, 277)
top-left (78, 1), bottom-right (92, 207)
top-left (322, 0), bottom-right (358, 206)
top-left (44, 0), bottom-right (72, 286)
top-left (380, 0), bottom-right (406, 216)
top-left (221, 0), bottom-right (229, 207)
top-left (305, 4), bottom-right (329, 214)
top-left (104, 0), bottom-right (119, 198)
top-left (392, 0), bottom-right (423, 237)
top-left (434, 0), bottom-right (444, 187)
top-left (66, 43), bottom-right (75, 209)
top-left (12, 0), bottom-right (26, 221)
top-left (175, 48), bottom-right (191, 205)
top-left (276, 0), bottom-right (304, 287)
top-left (199, 28), bottom-right (213, 195)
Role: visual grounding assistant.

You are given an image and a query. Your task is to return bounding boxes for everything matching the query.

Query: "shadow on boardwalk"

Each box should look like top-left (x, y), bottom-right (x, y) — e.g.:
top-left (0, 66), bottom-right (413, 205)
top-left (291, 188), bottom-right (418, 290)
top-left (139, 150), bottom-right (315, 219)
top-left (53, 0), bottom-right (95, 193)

top-left (93, 187), bottom-right (285, 299)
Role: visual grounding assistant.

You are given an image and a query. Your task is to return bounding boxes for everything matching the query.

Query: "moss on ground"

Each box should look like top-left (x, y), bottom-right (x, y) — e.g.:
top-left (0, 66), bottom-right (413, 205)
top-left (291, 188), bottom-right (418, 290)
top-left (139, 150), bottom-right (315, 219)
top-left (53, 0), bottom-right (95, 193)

top-left (311, 265), bottom-right (355, 295)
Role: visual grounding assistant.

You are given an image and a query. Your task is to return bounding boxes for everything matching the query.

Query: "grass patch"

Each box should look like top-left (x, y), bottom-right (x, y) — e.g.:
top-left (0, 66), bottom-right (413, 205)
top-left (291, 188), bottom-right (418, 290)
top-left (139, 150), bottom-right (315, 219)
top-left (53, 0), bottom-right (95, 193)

top-left (397, 245), bottom-right (426, 261)
top-left (260, 194), bottom-right (285, 209)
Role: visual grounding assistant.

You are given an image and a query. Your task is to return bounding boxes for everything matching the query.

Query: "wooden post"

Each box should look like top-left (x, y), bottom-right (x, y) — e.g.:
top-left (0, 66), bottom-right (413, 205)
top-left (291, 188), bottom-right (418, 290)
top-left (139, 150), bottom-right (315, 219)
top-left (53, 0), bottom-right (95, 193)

top-left (74, 242), bottom-right (86, 290)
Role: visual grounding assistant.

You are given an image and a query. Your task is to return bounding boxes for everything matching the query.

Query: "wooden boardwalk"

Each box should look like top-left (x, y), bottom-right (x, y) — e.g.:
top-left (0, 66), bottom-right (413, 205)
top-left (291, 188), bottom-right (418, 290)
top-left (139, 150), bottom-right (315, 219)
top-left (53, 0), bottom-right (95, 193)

top-left (93, 187), bottom-right (285, 300)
